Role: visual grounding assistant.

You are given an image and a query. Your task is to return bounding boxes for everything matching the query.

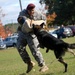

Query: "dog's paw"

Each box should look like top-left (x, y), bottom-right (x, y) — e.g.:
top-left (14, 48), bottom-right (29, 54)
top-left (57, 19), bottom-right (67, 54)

top-left (63, 64), bottom-right (68, 73)
top-left (46, 48), bottom-right (49, 53)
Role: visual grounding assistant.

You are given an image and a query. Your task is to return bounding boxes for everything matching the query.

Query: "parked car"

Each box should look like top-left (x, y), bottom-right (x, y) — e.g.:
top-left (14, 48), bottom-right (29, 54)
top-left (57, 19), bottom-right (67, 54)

top-left (48, 30), bottom-right (58, 38)
top-left (0, 38), bottom-right (6, 49)
top-left (67, 25), bottom-right (75, 36)
top-left (54, 27), bottom-right (73, 39)
top-left (3, 36), bottom-right (18, 47)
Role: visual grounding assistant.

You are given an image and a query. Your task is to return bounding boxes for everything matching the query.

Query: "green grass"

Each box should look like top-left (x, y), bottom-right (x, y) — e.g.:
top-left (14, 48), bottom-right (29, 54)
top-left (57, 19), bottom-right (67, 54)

top-left (0, 37), bottom-right (75, 75)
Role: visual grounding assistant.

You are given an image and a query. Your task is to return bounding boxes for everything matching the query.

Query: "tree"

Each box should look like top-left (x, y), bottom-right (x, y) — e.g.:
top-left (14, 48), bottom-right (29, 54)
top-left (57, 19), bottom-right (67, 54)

top-left (0, 20), bottom-right (7, 39)
top-left (0, 7), bottom-right (5, 19)
top-left (0, 7), bottom-right (7, 39)
top-left (39, 0), bottom-right (75, 25)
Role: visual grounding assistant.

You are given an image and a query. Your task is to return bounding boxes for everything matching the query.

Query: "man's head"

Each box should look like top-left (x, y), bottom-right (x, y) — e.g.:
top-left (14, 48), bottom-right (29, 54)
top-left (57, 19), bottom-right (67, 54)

top-left (26, 3), bottom-right (35, 16)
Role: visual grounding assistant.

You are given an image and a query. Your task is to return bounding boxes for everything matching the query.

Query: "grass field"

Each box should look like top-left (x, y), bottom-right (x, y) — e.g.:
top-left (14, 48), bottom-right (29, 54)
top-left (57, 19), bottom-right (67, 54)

top-left (0, 37), bottom-right (75, 75)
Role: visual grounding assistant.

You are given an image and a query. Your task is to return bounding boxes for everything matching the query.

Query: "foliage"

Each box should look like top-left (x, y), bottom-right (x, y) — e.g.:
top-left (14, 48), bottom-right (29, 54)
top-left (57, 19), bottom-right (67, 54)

top-left (4, 23), bottom-right (18, 33)
top-left (40, 0), bottom-right (75, 25)
top-left (0, 22), bottom-right (18, 39)
top-left (0, 20), bottom-right (7, 39)
top-left (46, 12), bottom-right (57, 27)
top-left (0, 7), bottom-right (6, 19)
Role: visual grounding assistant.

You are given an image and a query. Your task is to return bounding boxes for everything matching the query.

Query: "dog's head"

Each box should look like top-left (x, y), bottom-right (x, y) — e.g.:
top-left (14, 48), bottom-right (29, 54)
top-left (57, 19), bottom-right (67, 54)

top-left (32, 23), bottom-right (45, 34)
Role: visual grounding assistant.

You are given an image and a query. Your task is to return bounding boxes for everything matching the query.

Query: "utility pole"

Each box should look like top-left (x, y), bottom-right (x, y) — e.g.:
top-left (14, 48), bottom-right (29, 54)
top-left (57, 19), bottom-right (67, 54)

top-left (19, 0), bottom-right (22, 11)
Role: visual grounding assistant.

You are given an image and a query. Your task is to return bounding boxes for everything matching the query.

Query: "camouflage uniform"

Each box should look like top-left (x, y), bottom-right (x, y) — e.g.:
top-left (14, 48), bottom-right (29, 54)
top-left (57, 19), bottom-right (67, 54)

top-left (17, 9), bottom-right (46, 67)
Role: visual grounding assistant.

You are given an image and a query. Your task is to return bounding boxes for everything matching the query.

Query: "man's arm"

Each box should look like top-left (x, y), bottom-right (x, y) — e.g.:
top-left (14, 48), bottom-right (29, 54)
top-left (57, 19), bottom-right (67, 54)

top-left (17, 17), bottom-right (25, 25)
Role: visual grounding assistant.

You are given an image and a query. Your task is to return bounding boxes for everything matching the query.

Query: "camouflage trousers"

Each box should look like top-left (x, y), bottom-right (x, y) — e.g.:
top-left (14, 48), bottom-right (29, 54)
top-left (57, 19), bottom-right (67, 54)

top-left (16, 31), bottom-right (45, 67)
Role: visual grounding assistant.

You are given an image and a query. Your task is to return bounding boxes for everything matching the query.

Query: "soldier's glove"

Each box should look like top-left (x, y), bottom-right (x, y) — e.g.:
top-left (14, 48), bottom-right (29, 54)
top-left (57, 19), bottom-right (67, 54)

top-left (17, 17), bottom-right (25, 25)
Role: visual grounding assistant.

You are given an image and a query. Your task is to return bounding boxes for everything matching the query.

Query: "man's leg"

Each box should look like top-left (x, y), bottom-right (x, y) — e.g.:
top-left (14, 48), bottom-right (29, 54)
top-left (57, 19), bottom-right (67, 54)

top-left (16, 31), bottom-right (35, 73)
top-left (17, 45), bottom-right (35, 73)
top-left (27, 34), bottom-right (49, 72)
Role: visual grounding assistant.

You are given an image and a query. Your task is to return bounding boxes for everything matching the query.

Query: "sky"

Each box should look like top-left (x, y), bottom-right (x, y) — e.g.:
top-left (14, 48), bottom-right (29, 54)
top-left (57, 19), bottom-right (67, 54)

top-left (0, 0), bottom-right (44, 25)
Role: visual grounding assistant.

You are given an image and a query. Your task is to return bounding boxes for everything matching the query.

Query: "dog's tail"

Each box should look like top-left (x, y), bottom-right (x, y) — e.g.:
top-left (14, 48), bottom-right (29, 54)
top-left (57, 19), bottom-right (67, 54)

top-left (68, 43), bottom-right (75, 49)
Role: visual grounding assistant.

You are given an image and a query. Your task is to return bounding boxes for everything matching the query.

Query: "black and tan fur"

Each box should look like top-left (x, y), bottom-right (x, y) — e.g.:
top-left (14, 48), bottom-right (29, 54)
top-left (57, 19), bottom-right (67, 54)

top-left (33, 23), bottom-right (75, 72)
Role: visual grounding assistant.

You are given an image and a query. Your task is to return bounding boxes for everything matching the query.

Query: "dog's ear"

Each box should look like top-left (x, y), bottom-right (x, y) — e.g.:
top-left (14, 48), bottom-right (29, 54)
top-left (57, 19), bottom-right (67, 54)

top-left (40, 22), bottom-right (45, 28)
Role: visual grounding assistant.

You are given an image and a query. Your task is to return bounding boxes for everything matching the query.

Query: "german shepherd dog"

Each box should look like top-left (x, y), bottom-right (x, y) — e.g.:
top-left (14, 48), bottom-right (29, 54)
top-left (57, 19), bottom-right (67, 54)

top-left (32, 23), bottom-right (75, 72)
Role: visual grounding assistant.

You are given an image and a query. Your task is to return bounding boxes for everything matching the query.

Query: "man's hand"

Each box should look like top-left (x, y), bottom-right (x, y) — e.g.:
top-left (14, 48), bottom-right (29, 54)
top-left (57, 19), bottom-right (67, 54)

top-left (17, 17), bottom-right (25, 25)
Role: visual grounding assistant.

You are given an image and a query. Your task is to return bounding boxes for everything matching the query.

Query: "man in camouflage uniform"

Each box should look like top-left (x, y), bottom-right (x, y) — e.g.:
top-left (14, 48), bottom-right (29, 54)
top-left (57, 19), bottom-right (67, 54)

top-left (17, 3), bottom-right (48, 73)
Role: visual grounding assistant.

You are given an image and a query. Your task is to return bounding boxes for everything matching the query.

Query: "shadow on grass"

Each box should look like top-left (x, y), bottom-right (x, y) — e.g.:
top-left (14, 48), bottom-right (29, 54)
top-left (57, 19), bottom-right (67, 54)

top-left (19, 71), bottom-right (67, 75)
top-left (65, 56), bottom-right (75, 60)
top-left (41, 73), bottom-right (54, 75)
top-left (19, 73), bottom-right (26, 75)
top-left (19, 73), bottom-right (54, 75)
top-left (41, 71), bottom-right (68, 75)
